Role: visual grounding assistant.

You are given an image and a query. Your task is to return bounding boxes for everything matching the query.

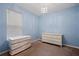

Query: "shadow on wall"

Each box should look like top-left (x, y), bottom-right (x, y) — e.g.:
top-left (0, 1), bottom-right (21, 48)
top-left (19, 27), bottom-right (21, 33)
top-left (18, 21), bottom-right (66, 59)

top-left (0, 40), bottom-right (9, 52)
top-left (62, 35), bottom-right (66, 44)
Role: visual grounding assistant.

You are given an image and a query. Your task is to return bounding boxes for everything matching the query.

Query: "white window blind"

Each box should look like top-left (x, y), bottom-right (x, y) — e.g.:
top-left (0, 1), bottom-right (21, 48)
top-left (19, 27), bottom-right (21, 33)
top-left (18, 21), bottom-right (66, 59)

top-left (7, 9), bottom-right (23, 37)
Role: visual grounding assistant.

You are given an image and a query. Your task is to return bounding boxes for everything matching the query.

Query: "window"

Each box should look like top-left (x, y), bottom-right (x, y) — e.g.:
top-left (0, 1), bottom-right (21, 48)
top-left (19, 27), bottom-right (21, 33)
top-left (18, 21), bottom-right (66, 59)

top-left (7, 9), bottom-right (23, 38)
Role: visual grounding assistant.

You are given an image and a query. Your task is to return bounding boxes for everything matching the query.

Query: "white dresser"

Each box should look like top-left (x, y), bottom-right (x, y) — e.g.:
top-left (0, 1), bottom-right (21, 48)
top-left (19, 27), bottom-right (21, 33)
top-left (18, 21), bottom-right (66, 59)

top-left (9, 36), bottom-right (32, 55)
top-left (41, 32), bottom-right (63, 47)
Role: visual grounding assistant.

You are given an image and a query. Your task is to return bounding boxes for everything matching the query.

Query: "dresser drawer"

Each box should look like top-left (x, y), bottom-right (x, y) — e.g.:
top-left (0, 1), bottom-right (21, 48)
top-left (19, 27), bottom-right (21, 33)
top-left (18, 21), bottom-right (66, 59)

top-left (9, 38), bottom-right (31, 44)
top-left (42, 35), bottom-right (62, 40)
top-left (42, 39), bottom-right (62, 45)
top-left (10, 40), bottom-right (31, 50)
top-left (10, 43), bottom-right (31, 55)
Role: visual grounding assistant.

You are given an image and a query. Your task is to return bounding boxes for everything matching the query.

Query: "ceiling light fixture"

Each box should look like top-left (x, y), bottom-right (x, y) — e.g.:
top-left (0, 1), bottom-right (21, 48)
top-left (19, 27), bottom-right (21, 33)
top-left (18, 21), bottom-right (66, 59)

top-left (41, 7), bottom-right (48, 13)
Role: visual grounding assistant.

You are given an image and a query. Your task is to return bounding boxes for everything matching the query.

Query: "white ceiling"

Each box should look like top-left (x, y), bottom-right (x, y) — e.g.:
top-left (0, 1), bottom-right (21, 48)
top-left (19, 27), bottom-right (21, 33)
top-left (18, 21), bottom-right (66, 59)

top-left (17, 3), bottom-right (76, 16)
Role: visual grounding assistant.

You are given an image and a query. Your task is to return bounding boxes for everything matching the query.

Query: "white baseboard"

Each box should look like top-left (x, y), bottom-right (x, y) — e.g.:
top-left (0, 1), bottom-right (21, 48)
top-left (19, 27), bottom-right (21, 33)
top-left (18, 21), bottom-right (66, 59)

top-left (64, 44), bottom-right (79, 49)
top-left (0, 50), bottom-right (9, 55)
top-left (32, 39), bottom-right (41, 43)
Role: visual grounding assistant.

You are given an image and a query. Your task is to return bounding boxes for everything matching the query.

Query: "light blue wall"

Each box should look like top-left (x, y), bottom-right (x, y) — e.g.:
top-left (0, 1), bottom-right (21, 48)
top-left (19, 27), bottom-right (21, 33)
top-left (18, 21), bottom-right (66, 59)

top-left (0, 4), bottom-right (39, 52)
top-left (0, 3), bottom-right (79, 52)
top-left (39, 6), bottom-right (79, 47)
top-left (23, 11), bottom-right (39, 39)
